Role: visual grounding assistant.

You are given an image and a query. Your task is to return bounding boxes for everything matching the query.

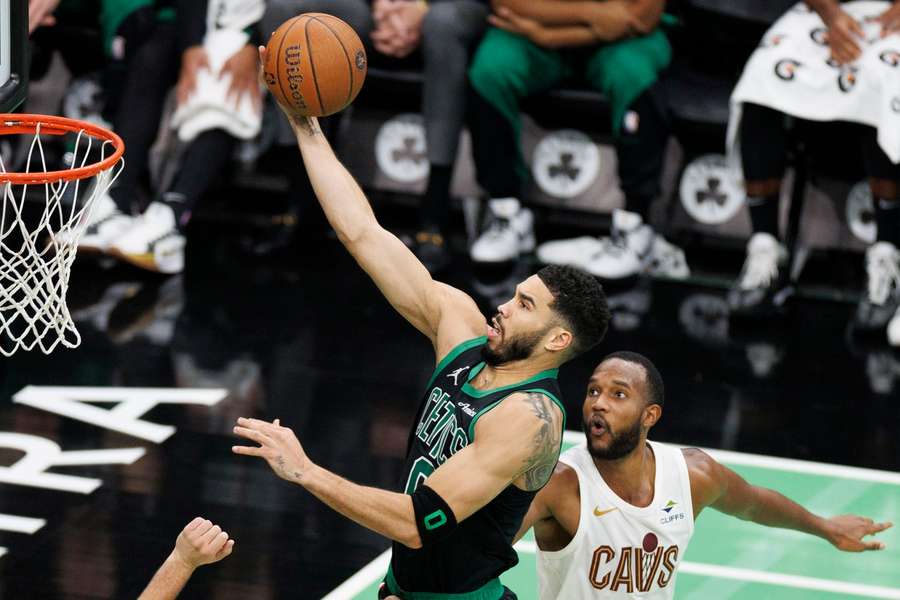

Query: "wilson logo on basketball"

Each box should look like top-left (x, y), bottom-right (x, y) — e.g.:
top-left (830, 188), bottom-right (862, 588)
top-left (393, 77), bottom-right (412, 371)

top-left (881, 50), bottom-right (900, 67)
top-left (774, 59), bottom-right (801, 80)
top-left (588, 534), bottom-right (679, 593)
top-left (356, 50), bottom-right (367, 70)
top-left (284, 45), bottom-right (308, 110)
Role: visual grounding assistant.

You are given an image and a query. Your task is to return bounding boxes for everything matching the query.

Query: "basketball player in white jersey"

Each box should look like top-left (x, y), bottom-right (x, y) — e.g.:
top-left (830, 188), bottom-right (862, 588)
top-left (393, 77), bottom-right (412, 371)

top-left (516, 351), bottom-right (893, 599)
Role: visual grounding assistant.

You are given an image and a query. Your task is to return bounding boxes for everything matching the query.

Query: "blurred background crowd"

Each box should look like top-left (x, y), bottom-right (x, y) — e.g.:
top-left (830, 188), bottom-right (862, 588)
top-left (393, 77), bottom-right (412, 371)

top-left (8, 0), bottom-right (900, 349)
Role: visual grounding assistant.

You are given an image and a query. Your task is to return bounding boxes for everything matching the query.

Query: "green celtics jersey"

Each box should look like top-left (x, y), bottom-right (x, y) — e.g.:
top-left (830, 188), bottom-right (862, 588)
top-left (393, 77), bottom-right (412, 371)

top-left (387, 336), bottom-right (565, 598)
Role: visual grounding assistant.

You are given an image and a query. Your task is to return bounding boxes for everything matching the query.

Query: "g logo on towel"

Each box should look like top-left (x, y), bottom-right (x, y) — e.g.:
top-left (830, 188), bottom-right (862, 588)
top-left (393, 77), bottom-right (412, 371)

top-left (810, 28), bottom-right (828, 46)
top-left (880, 51), bottom-right (900, 67)
top-left (775, 59), bottom-right (802, 80)
top-left (838, 67), bottom-right (859, 92)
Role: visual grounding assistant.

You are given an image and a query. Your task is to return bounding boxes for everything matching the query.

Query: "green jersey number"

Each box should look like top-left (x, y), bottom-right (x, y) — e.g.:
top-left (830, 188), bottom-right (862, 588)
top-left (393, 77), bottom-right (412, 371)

top-left (404, 456), bottom-right (435, 494)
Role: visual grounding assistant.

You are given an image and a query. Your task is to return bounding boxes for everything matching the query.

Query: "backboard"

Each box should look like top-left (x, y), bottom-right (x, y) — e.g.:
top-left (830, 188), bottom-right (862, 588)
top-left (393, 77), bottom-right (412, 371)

top-left (0, 0), bottom-right (28, 113)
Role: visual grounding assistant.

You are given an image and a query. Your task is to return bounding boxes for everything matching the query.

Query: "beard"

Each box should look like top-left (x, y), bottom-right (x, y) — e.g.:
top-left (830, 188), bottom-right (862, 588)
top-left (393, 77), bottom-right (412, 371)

top-left (481, 323), bottom-right (548, 367)
top-left (583, 415), bottom-right (643, 460)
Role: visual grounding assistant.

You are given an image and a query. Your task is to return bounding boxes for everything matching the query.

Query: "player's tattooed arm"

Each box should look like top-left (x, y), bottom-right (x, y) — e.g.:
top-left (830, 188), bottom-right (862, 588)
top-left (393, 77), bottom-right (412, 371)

top-left (519, 392), bottom-right (563, 491)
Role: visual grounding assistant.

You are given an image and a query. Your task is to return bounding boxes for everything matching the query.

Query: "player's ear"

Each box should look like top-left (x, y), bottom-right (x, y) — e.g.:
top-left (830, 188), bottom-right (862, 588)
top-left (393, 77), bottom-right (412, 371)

top-left (545, 327), bottom-right (573, 354)
top-left (643, 403), bottom-right (662, 429)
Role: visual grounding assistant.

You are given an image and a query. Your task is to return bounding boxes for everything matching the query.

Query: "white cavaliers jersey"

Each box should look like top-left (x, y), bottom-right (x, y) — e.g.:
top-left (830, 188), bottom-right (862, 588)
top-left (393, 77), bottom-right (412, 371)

top-left (537, 441), bottom-right (694, 599)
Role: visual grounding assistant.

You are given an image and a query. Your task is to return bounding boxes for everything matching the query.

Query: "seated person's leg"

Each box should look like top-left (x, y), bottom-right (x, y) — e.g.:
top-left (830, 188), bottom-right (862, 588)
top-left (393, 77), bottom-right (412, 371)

top-left (467, 28), bottom-right (568, 263)
top-left (415, 0), bottom-right (489, 272)
top-left (109, 129), bottom-right (237, 275)
top-left (856, 127), bottom-right (900, 333)
top-left (576, 29), bottom-right (685, 280)
top-left (728, 102), bottom-right (790, 316)
top-left (78, 18), bottom-right (181, 254)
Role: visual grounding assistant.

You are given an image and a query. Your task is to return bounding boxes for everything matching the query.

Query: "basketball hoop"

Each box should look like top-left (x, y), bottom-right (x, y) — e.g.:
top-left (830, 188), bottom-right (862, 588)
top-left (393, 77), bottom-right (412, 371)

top-left (0, 114), bottom-right (124, 356)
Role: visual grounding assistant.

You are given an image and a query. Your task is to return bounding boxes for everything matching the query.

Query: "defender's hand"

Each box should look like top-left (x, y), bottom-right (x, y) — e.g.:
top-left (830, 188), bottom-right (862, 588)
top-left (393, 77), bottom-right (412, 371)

top-left (823, 9), bottom-right (864, 65)
top-left (825, 515), bottom-right (892, 552)
top-left (172, 518), bottom-right (235, 570)
top-left (232, 417), bottom-right (313, 483)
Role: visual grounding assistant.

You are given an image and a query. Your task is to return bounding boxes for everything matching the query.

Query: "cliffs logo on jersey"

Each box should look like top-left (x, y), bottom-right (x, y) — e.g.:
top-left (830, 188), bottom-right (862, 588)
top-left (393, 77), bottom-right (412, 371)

top-left (661, 499), bottom-right (687, 524)
top-left (415, 386), bottom-right (469, 465)
top-left (588, 534), bottom-right (679, 593)
top-left (774, 59), bottom-right (801, 81)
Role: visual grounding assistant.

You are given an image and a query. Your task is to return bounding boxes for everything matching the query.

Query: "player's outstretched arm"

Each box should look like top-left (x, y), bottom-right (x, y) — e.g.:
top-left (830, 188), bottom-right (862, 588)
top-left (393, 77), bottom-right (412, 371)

top-left (258, 47), bottom-right (483, 352)
top-left (138, 518), bottom-right (235, 600)
top-left (232, 393), bottom-right (562, 549)
top-left (685, 449), bottom-right (893, 552)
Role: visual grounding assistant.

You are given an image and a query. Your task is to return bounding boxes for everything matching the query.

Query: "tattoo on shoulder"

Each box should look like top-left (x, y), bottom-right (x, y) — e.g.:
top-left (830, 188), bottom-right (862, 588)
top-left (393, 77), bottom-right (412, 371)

top-left (519, 392), bottom-right (562, 491)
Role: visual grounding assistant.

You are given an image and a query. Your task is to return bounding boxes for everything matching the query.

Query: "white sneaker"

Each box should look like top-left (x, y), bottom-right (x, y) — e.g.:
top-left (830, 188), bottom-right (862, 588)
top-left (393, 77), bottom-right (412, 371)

top-left (536, 236), bottom-right (603, 270)
top-left (889, 305), bottom-right (900, 347)
top-left (109, 202), bottom-right (185, 274)
top-left (646, 236), bottom-right (691, 280)
top-left (584, 210), bottom-right (653, 279)
top-left (735, 233), bottom-right (787, 291)
top-left (470, 198), bottom-right (535, 263)
top-left (76, 191), bottom-right (135, 253)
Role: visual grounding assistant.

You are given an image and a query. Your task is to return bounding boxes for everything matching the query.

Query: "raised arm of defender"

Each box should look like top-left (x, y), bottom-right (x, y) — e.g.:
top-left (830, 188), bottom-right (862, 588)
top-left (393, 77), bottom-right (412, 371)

top-left (685, 449), bottom-right (892, 552)
top-left (260, 47), bottom-right (484, 356)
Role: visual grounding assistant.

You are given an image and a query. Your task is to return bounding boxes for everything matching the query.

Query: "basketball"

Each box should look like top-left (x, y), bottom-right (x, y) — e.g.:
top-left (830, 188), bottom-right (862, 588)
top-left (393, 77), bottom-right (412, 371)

top-left (263, 13), bottom-right (367, 118)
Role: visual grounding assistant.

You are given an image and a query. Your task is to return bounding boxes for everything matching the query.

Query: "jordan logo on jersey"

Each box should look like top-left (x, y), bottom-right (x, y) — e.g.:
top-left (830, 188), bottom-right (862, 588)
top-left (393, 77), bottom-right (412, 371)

top-left (588, 533), bottom-right (679, 593)
top-left (446, 367), bottom-right (470, 386)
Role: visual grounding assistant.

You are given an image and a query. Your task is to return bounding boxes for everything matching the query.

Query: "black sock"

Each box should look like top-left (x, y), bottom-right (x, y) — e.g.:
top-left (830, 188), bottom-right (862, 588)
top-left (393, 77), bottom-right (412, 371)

top-left (875, 196), bottom-right (900, 247)
top-left (747, 194), bottom-right (780, 237)
top-left (419, 164), bottom-right (453, 234)
top-left (160, 192), bottom-right (190, 231)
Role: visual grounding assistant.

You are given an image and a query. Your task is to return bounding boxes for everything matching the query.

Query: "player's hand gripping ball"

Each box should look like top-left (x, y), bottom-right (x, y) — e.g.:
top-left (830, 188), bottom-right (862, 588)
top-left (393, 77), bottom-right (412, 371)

top-left (263, 13), bottom-right (367, 117)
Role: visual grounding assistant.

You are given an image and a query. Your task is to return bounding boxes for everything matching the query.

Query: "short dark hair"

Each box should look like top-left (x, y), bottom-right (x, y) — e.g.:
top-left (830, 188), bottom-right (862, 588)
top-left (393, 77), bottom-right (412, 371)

top-left (601, 351), bottom-right (665, 407)
top-left (536, 265), bottom-right (610, 356)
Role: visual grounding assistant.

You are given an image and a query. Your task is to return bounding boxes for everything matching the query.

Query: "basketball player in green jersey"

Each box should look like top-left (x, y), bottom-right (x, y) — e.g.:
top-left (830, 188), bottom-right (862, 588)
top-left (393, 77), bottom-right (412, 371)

top-left (232, 48), bottom-right (611, 599)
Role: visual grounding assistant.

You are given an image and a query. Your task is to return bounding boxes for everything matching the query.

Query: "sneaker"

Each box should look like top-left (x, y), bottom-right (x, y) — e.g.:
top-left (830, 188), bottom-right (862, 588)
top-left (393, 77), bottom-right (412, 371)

top-left (414, 231), bottom-right (451, 274)
top-left (536, 236), bottom-right (603, 270)
top-left (470, 198), bottom-right (535, 263)
top-left (583, 210), bottom-right (653, 280)
top-left (727, 232), bottom-right (788, 316)
top-left (646, 236), bottom-right (691, 280)
top-left (854, 242), bottom-right (900, 332)
top-left (108, 202), bottom-right (186, 274)
top-left (77, 191), bottom-right (135, 253)
top-left (888, 306), bottom-right (900, 347)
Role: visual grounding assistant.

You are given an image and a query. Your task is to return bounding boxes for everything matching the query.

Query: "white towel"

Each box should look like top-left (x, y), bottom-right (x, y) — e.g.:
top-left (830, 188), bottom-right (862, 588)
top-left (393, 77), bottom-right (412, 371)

top-left (171, 0), bottom-right (266, 143)
top-left (728, 0), bottom-right (900, 178)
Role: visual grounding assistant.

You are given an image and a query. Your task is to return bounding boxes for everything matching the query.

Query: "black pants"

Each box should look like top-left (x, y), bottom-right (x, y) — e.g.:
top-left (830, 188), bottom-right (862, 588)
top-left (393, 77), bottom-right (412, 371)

top-left (109, 21), bottom-right (235, 218)
top-left (468, 88), bottom-right (667, 222)
top-left (740, 102), bottom-right (898, 183)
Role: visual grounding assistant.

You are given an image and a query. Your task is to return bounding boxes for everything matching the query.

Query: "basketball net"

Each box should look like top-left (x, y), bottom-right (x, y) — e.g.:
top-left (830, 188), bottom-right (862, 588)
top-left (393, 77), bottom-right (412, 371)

top-left (0, 115), bottom-right (124, 356)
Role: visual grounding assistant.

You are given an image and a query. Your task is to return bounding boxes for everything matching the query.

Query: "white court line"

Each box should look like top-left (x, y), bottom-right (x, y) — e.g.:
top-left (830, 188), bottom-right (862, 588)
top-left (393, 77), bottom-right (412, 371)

top-left (325, 544), bottom-right (900, 600)
top-left (322, 549), bottom-right (391, 600)
top-left (561, 431), bottom-right (900, 486)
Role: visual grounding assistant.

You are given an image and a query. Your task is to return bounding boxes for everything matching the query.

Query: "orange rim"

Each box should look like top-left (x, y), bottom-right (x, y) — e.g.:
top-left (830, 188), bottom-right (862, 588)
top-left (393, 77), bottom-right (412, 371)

top-left (0, 113), bottom-right (125, 185)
